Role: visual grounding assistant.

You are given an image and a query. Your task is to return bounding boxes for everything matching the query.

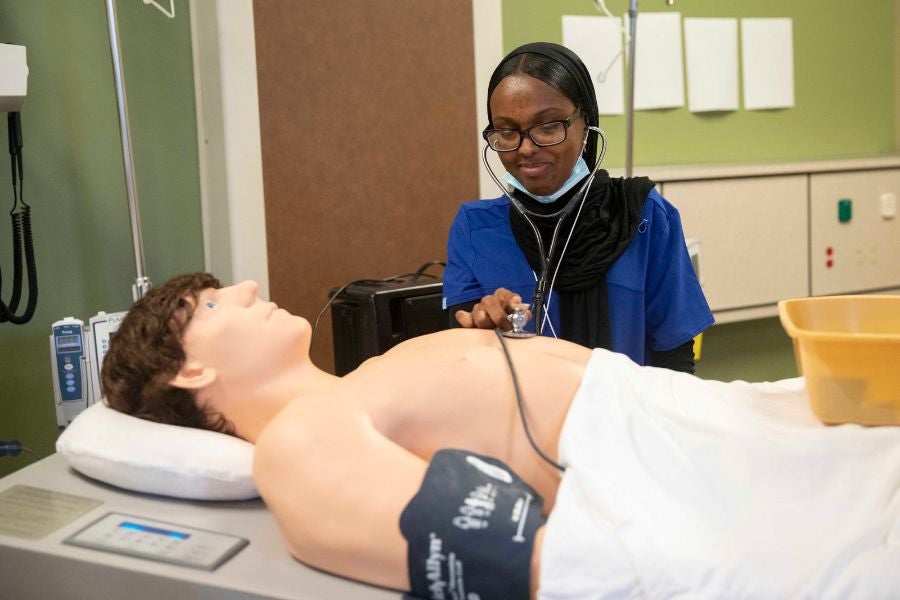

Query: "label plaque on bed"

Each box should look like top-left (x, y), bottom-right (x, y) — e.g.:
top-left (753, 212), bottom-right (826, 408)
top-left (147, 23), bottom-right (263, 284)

top-left (0, 485), bottom-right (103, 540)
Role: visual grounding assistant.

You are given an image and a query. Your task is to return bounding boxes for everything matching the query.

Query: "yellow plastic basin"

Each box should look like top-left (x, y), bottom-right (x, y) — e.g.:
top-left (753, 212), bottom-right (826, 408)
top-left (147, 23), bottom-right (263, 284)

top-left (778, 295), bottom-right (900, 426)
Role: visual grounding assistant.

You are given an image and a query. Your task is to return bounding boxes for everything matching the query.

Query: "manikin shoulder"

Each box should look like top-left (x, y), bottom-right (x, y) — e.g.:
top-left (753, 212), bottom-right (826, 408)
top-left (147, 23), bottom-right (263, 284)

top-left (253, 386), bottom-right (425, 591)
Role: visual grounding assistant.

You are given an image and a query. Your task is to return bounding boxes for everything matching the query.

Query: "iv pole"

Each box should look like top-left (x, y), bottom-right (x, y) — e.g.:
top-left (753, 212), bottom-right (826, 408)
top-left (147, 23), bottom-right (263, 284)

top-left (624, 0), bottom-right (637, 178)
top-left (105, 0), bottom-right (152, 301)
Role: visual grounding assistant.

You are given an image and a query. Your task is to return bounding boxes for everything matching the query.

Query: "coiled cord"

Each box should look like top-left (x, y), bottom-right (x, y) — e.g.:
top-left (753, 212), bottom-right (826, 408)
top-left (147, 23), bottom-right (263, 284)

top-left (0, 207), bottom-right (38, 324)
top-left (1, 111), bottom-right (37, 325)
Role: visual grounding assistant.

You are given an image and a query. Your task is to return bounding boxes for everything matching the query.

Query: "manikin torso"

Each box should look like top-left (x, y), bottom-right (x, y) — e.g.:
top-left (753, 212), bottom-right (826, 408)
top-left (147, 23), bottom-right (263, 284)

top-left (253, 327), bottom-right (592, 595)
top-left (351, 327), bottom-right (591, 506)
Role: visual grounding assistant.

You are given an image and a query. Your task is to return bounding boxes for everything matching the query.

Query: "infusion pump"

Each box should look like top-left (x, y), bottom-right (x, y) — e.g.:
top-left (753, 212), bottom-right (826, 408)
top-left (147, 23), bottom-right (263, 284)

top-left (50, 311), bottom-right (127, 428)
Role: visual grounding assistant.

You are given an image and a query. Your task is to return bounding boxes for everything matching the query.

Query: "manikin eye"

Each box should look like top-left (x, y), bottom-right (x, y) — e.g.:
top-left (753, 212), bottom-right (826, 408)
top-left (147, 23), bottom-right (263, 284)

top-left (205, 301), bottom-right (217, 310)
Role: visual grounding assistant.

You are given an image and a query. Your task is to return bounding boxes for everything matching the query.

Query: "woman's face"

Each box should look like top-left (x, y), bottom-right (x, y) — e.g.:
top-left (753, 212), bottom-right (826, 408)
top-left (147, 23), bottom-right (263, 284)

top-left (488, 74), bottom-right (588, 197)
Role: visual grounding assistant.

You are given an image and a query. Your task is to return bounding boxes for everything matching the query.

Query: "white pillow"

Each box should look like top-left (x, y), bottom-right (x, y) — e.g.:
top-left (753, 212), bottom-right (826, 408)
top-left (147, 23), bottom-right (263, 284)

top-left (56, 402), bottom-right (259, 501)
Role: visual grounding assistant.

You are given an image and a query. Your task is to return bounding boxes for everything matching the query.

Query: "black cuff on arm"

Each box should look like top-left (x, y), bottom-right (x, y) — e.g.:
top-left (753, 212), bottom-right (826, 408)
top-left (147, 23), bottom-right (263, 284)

top-left (400, 449), bottom-right (545, 600)
top-left (650, 339), bottom-right (696, 374)
top-left (446, 301), bottom-right (477, 329)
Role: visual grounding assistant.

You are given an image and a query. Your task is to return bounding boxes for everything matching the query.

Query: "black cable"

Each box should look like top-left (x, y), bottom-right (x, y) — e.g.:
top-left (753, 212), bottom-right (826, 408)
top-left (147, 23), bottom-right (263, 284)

top-left (493, 328), bottom-right (566, 472)
top-left (310, 278), bottom-right (366, 349)
top-left (0, 439), bottom-right (42, 462)
top-left (412, 260), bottom-right (445, 281)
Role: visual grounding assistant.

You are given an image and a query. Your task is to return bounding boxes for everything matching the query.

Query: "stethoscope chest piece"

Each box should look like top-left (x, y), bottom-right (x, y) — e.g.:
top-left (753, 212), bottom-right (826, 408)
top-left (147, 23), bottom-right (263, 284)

top-left (503, 304), bottom-right (536, 339)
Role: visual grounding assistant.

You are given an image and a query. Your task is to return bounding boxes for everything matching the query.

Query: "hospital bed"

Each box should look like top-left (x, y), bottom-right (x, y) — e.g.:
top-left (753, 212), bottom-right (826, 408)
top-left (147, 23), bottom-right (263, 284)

top-left (4, 292), bottom-right (899, 599)
top-left (0, 453), bottom-right (399, 600)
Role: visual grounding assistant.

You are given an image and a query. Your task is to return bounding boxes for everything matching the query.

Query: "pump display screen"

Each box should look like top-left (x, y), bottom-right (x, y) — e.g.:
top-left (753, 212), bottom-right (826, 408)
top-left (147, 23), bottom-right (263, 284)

top-left (119, 521), bottom-right (191, 539)
top-left (55, 335), bottom-right (82, 353)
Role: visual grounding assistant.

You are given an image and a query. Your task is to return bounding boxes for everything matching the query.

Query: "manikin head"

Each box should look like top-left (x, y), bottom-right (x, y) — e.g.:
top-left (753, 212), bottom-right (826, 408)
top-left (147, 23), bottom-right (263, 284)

top-left (103, 273), bottom-right (314, 437)
top-left (485, 42), bottom-right (599, 197)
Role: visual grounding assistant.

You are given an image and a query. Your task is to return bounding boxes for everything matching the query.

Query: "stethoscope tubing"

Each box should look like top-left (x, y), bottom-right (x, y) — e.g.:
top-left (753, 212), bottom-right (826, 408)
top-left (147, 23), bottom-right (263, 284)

top-left (480, 125), bottom-right (608, 335)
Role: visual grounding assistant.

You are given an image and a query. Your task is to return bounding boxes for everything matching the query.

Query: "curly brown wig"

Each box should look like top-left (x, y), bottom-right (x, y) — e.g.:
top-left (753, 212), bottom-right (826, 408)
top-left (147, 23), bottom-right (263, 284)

top-left (101, 272), bottom-right (235, 434)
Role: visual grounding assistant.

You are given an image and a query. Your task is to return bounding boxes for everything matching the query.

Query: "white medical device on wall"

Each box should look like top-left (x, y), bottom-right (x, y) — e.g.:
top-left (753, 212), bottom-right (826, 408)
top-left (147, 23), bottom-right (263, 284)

top-left (1, 42), bottom-right (38, 325)
top-left (50, 311), bottom-right (128, 428)
top-left (0, 43), bottom-right (28, 112)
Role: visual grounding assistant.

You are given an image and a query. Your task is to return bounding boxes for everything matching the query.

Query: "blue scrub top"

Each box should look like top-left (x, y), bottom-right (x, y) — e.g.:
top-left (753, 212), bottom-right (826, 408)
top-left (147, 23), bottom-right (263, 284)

top-left (443, 188), bottom-right (714, 365)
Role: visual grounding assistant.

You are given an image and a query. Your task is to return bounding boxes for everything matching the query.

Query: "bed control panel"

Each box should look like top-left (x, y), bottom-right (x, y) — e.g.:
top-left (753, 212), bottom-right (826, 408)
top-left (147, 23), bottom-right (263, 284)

top-left (64, 512), bottom-right (249, 571)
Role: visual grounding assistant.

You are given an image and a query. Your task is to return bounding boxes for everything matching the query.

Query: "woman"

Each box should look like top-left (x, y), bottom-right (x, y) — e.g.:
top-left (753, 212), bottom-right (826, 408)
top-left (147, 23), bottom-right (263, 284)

top-left (444, 42), bottom-right (712, 372)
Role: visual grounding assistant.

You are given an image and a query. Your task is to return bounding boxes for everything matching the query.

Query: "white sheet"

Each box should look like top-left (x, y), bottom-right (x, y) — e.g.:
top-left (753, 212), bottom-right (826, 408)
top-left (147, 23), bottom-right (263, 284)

top-left (539, 349), bottom-right (900, 599)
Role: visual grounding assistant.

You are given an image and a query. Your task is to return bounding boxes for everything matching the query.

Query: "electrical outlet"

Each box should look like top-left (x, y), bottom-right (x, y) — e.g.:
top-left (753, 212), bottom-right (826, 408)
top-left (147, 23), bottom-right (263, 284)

top-left (880, 192), bottom-right (896, 219)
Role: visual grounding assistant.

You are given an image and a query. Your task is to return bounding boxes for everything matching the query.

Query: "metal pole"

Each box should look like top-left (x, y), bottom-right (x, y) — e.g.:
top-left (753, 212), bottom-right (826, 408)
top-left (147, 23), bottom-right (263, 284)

top-left (625, 0), bottom-right (637, 178)
top-left (105, 0), bottom-right (152, 300)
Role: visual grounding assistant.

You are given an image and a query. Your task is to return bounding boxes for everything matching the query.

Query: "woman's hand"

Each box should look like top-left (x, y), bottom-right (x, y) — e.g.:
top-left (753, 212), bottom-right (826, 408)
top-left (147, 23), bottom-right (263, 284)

top-left (454, 288), bottom-right (528, 331)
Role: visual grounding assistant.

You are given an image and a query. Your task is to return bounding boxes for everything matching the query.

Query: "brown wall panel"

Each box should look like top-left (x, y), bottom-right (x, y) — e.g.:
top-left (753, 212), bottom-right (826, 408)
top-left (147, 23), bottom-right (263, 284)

top-left (254, 0), bottom-right (478, 371)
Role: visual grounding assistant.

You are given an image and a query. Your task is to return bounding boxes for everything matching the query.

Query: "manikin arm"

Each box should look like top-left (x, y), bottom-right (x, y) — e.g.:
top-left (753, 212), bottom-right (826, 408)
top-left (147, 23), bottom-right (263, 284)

top-left (253, 393), bottom-right (546, 598)
top-left (253, 397), bottom-right (426, 592)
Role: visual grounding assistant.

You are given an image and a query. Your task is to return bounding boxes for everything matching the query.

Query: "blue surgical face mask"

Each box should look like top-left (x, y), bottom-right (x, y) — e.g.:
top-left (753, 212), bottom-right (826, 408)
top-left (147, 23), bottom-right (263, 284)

top-left (503, 156), bottom-right (590, 204)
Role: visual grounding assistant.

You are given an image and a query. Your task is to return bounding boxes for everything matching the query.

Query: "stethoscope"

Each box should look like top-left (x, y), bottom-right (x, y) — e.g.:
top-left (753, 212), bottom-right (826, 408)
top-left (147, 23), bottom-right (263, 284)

top-left (482, 125), bottom-right (608, 338)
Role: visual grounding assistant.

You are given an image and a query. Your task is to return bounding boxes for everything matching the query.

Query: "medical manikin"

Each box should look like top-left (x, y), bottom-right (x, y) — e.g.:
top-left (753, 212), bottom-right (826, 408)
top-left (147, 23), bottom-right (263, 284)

top-left (102, 273), bottom-right (591, 598)
top-left (104, 273), bottom-right (900, 599)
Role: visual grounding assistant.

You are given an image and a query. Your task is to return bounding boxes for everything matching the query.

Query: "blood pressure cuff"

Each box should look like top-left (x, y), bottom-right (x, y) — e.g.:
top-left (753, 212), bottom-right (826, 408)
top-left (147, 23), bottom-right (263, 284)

top-left (400, 449), bottom-right (545, 600)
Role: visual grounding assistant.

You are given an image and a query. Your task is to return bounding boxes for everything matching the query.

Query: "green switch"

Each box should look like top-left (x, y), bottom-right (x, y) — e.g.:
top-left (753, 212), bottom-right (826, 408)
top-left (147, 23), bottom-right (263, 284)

top-left (838, 198), bottom-right (852, 223)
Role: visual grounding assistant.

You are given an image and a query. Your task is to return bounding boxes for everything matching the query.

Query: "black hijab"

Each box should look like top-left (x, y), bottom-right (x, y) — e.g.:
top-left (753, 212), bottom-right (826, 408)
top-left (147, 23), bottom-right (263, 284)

top-left (487, 42), bottom-right (653, 349)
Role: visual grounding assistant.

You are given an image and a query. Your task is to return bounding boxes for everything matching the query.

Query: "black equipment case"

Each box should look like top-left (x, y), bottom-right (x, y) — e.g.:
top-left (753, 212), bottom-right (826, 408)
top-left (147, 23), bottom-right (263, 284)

top-left (330, 276), bottom-right (447, 375)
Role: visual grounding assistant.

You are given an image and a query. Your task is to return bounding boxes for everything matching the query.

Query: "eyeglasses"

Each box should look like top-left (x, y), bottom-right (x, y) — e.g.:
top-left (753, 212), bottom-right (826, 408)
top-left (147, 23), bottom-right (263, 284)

top-left (482, 108), bottom-right (581, 152)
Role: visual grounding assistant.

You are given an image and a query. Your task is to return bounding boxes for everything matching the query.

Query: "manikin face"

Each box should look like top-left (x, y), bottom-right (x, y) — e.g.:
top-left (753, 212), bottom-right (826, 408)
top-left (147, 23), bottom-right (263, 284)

top-left (488, 74), bottom-right (588, 197)
top-left (178, 280), bottom-right (311, 384)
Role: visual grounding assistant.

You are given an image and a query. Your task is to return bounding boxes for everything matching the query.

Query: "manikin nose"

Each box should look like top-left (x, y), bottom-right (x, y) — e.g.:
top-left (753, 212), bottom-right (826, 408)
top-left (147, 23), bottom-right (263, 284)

top-left (236, 280), bottom-right (259, 302)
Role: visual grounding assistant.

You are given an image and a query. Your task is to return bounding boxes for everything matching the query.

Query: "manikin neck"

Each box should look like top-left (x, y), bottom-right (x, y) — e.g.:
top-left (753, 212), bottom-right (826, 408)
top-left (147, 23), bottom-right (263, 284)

top-left (201, 360), bottom-right (340, 443)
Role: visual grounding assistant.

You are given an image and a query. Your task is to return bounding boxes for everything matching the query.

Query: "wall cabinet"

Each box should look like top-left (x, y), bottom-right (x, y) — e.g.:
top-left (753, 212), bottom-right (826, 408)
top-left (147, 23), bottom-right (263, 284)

top-left (637, 157), bottom-right (900, 323)
top-left (809, 170), bottom-right (900, 296)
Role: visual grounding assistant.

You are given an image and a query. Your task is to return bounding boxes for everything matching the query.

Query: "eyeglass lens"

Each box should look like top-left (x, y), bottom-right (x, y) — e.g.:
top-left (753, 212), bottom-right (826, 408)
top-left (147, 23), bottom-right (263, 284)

top-left (486, 121), bottom-right (568, 151)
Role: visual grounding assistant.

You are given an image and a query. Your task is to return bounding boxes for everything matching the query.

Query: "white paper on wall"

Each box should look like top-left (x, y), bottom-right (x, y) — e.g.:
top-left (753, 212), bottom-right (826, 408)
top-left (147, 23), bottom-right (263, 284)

top-left (627, 11), bottom-right (684, 110)
top-left (683, 18), bottom-right (739, 112)
top-left (741, 18), bottom-right (795, 110)
top-left (562, 15), bottom-right (625, 115)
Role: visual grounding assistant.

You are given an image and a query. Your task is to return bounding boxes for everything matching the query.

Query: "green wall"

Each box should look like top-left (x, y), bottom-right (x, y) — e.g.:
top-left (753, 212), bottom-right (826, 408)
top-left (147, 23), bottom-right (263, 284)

top-left (0, 1), bottom-right (203, 477)
top-left (693, 318), bottom-right (798, 382)
top-left (502, 0), bottom-right (897, 169)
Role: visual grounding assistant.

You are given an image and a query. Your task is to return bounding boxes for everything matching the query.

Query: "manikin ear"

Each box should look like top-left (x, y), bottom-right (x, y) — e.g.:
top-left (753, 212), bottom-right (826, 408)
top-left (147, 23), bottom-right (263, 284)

top-left (169, 361), bottom-right (218, 390)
